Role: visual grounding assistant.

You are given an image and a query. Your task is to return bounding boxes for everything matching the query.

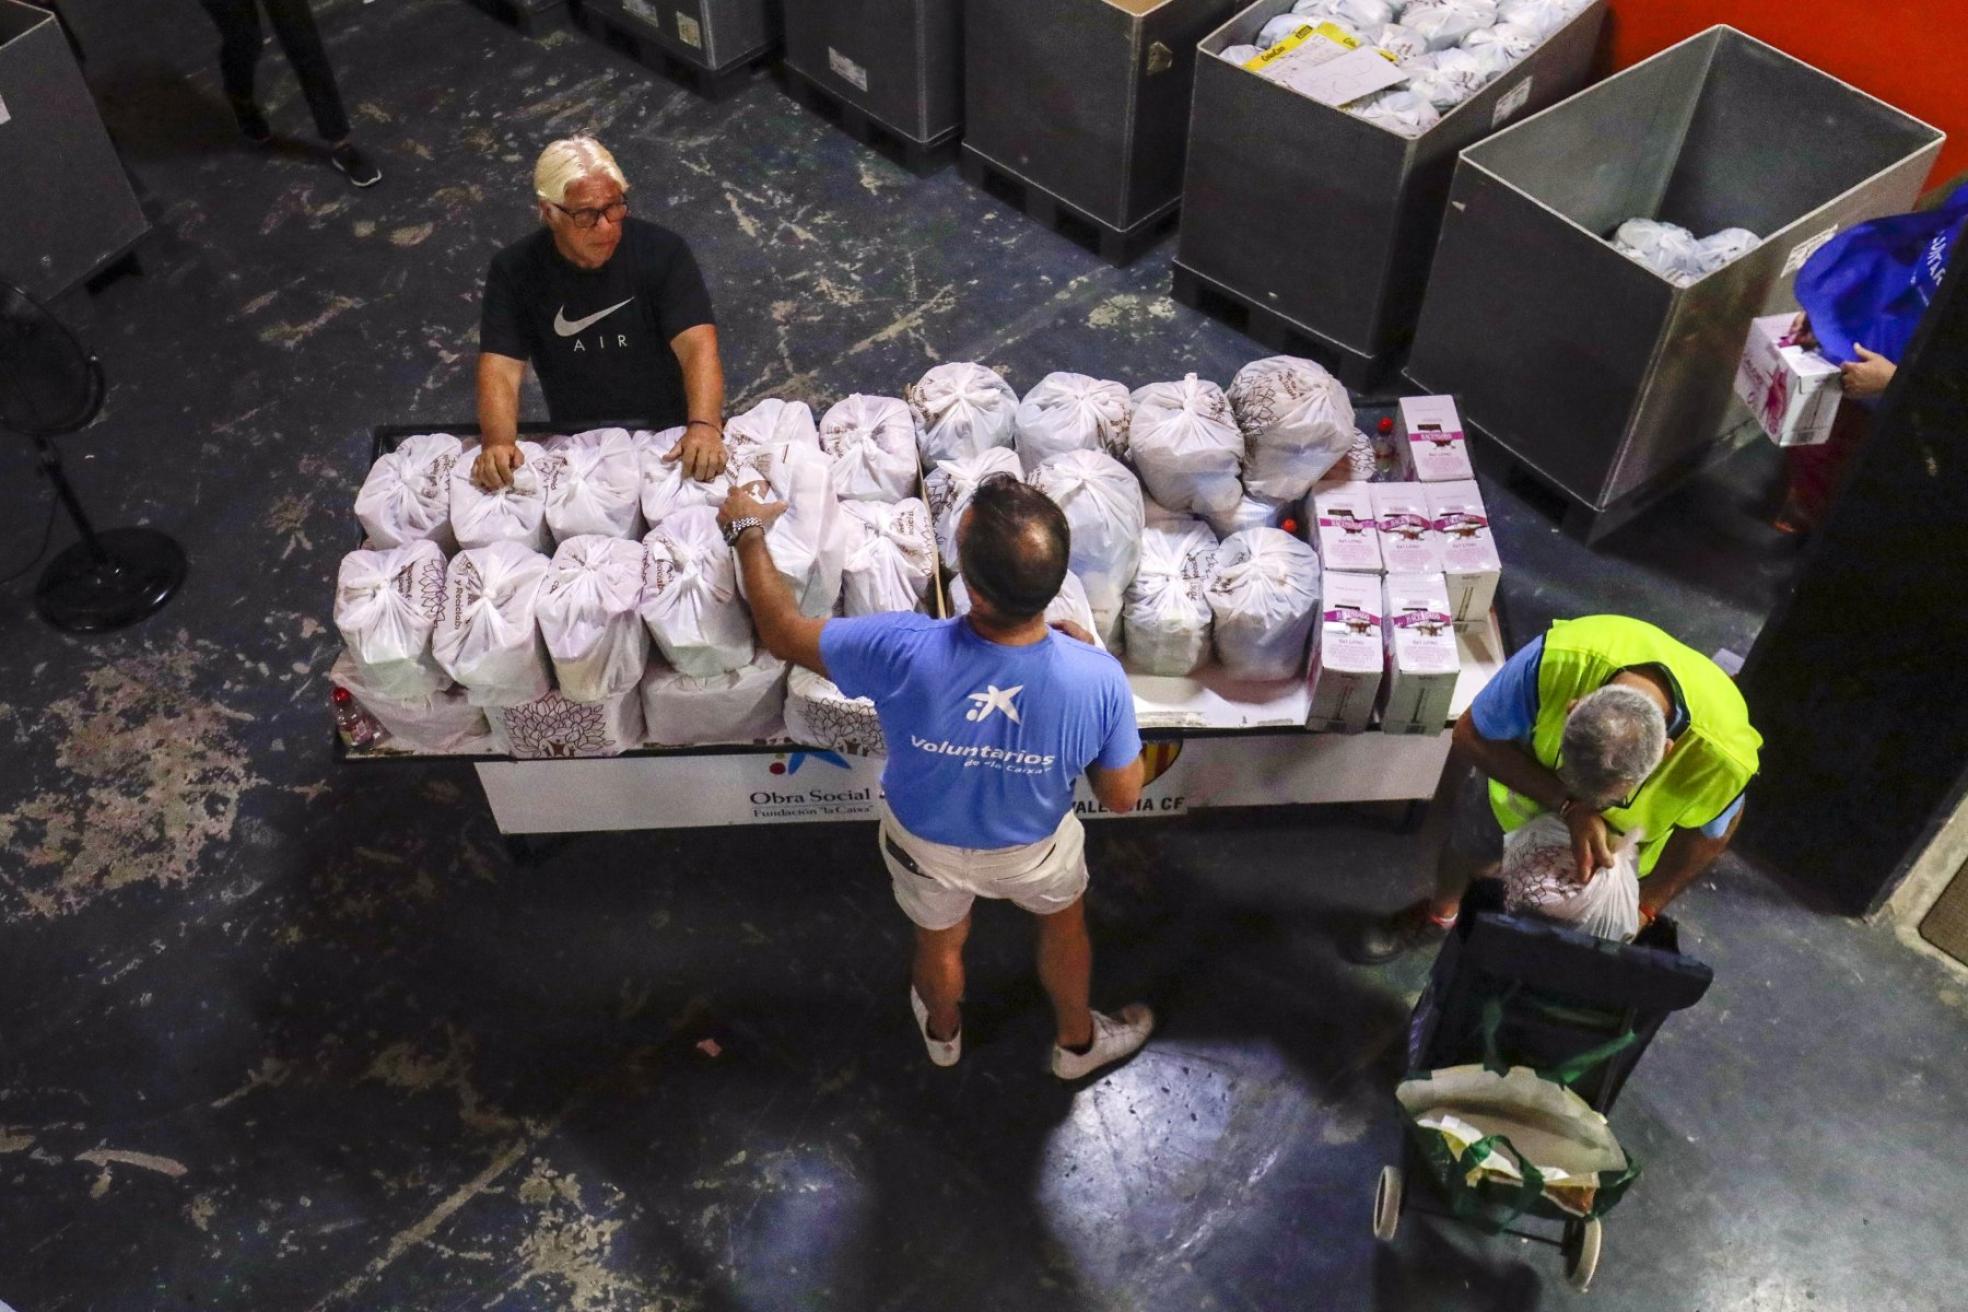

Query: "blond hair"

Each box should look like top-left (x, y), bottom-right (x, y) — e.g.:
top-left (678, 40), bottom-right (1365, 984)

top-left (533, 136), bottom-right (629, 206)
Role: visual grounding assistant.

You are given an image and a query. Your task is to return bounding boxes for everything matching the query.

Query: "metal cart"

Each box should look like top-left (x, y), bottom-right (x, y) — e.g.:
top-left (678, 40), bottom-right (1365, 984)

top-left (1373, 882), bottom-right (1714, 1291)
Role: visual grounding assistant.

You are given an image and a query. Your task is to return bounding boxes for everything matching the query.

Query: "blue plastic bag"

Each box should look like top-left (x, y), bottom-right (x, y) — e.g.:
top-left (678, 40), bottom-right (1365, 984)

top-left (1795, 183), bottom-right (1968, 365)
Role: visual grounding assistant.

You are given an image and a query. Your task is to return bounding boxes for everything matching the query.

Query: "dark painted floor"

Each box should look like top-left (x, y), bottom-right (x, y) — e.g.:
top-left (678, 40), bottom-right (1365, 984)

top-left (2, 2), bottom-right (1964, 1309)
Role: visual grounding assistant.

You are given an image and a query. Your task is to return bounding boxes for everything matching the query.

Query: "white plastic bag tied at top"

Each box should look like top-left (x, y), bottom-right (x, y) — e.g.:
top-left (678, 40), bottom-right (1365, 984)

top-left (537, 535), bottom-right (650, 704)
top-left (1124, 519), bottom-right (1219, 677)
top-left (541, 427), bottom-right (645, 541)
top-left (1612, 219), bottom-right (1762, 287)
top-left (840, 498), bottom-right (939, 617)
top-left (819, 394), bottom-right (921, 503)
top-left (450, 440), bottom-right (552, 552)
top-left (1462, 18), bottom-right (1539, 68)
top-left (1203, 491), bottom-right (1294, 541)
top-left (1501, 813), bottom-right (1644, 942)
top-left (1128, 374), bottom-right (1245, 516)
top-left (1401, 0), bottom-right (1496, 51)
top-left (335, 539), bottom-right (452, 701)
top-left (355, 433), bottom-right (465, 551)
top-left (949, 571), bottom-right (1107, 652)
top-left (1029, 448), bottom-right (1146, 649)
top-left (1367, 22), bottom-right (1429, 62)
top-left (1014, 372), bottom-right (1132, 471)
top-left (1351, 88), bottom-right (1442, 136)
top-left (723, 397), bottom-right (820, 464)
top-left (1497, 0), bottom-right (1579, 39)
top-left (639, 425), bottom-right (732, 527)
top-left (1206, 527), bottom-right (1321, 681)
top-left (432, 540), bottom-right (553, 708)
top-left (1228, 355), bottom-right (1357, 501)
top-left (924, 447), bottom-right (1023, 573)
top-left (641, 650), bottom-right (788, 748)
top-left (907, 362), bottom-right (1018, 464)
top-left (737, 445), bottom-right (849, 619)
top-left (1294, 0), bottom-right (1397, 29)
top-left (640, 506), bottom-right (755, 678)
top-left (1402, 47), bottom-right (1493, 109)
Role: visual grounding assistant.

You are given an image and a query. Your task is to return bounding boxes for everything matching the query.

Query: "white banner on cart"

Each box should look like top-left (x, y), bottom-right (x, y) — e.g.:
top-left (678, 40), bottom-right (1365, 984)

top-left (475, 730), bottom-right (1452, 834)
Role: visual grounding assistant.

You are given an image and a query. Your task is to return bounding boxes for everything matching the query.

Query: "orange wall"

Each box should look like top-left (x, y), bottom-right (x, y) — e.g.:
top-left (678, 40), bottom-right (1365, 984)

top-left (1602, 2), bottom-right (1964, 189)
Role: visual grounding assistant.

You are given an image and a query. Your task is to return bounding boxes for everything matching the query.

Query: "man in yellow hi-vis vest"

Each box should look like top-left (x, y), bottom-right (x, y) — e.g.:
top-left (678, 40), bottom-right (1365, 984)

top-left (1349, 614), bottom-right (1761, 964)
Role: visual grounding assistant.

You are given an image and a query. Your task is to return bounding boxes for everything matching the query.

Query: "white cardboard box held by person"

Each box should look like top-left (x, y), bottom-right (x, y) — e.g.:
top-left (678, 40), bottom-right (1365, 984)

top-left (1425, 480), bottom-right (1502, 628)
top-left (1382, 572), bottom-right (1460, 735)
top-left (1311, 483), bottom-right (1383, 573)
top-left (1307, 570), bottom-right (1385, 734)
top-left (1734, 314), bottom-right (1843, 447)
top-left (1370, 482), bottom-right (1444, 574)
top-left (1397, 394), bottom-right (1476, 481)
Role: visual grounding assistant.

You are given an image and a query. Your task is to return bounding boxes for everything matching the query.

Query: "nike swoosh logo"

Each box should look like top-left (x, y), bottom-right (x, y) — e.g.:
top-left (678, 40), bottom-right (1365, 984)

top-left (553, 298), bottom-right (634, 337)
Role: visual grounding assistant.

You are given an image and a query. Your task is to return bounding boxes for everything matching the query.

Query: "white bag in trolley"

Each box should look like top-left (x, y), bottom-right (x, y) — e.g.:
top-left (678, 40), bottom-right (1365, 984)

top-left (432, 540), bottom-right (553, 707)
top-left (1128, 374), bottom-right (1245, 516)
top-left (1501, 814), bottom-right (1644, 942)
top-left (738, 445), bottom-right (848, 619)
top-left (355, 432), bottom-right (465, 550)
top-left (641, 651), bottom-right (789, 747)
top-left (723, 397), bottom-right (820, 462)
top-left (334, 539), bottom-right (452, 700)
top-left (1206, 527), bottom-right (1321, 681)
top-left (1014, 371), bottom-right (1133, 470)
top-left (1228, 355), bottom-right (1357, 501)
top-left (450, 440), bottom-right (553, 552)
top-left (489, 687), bottom-right (645, 759)
top-left (924, 447), bottom-right (1024, 572)
top-left (1029, 449), bottom-right (1146, 649)
top-left (542, 427), bottom-right (645, 540)
top-left (537, 535), bottom-right (650, 703)
top-left (819, 394), bottom-right (921, 502)
top-left (785, 666), bottom-right (887, 757)
top-left (949, 571), bottom-right (1106, 651)
top-left (907, 362), bottom-right (1018, 464)
top-left (640, 506), bottom-right (755, 676)
top-left (330, 650), bottom-right (491, 754)
top-left (841, 498), bottom-right (939, 616)
top-left (1123, 519), bottom-right (1219, 676)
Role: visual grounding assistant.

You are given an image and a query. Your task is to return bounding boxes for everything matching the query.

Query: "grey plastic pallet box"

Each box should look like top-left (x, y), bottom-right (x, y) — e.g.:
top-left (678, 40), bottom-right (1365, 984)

top-left (963, 0), bottom-right (1240, 242)
top-left (579, 0), bottom-right (777, 72)
top-left (1177, 0), bottom-right (1605, 373)
top-left (1406, 27), bottom-right (1944, 530)
top-left (784, 0), bottom-right (963, 148)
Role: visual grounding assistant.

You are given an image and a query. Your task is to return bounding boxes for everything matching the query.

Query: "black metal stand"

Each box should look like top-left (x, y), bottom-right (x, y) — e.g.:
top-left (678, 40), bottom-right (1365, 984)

top-left (30, 434), bottom-right (185, 632)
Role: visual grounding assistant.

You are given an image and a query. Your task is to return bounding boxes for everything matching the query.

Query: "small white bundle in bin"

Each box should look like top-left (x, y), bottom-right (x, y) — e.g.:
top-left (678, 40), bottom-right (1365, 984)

top-left (840, 498), bottom-right (939, 617)
top-left (1612, 218), bottom-right (1762, 287)
top-left (450, 440), bottom-right (552, 552)
top-left (355, 433), bottom-right (465, 551)
top-left (537, 535), bottom-right (650, 704)
top-left (1129, 374), bottom-right (1246, 516)
top-left (1015, 371), bottom-right (1132, 470)
top-left (1206, 527), bottom-right (1321, 681)
top-left (640, 506), bottom-right (756, 677)
top-left (432, 541), bottom-right (553, 708)
top-left (908, 361), bottom-right (1018, 463)
top-left (541, 427), bottom-right (644, 540)
top-left (1735, 314), bottom-right (1843, 447)
top-left (819, 394), bottom-right (921, 502)
top-left (1123, 518), bottom-right (1220, 677)
top-left (1228, 355), bottom-right (1357, 501)
top-left (334, 539), bottom-right (452, 701)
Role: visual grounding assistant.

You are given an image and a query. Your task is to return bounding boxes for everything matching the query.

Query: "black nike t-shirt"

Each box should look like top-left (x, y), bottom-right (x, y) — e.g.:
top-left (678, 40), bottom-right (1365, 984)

top-left (478, 217), bottom-right (715, 427)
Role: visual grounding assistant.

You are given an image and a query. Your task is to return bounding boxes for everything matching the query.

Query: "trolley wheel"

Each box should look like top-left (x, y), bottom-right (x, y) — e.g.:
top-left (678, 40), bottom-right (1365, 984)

top-left (1564, 1217), bottom-right (1602, 1293)
top-left (1372, 1165), bottom-right (1403, 1241)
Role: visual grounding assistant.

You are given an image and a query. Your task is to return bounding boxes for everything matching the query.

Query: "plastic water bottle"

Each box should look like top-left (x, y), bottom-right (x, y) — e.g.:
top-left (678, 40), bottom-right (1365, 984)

top-left (332, 685), bottom-right (382, 748)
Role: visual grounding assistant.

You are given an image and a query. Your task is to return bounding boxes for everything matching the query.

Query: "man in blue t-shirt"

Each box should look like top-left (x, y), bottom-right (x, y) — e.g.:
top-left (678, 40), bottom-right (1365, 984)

top-left (718, 474), bottom-right (1154, 1081)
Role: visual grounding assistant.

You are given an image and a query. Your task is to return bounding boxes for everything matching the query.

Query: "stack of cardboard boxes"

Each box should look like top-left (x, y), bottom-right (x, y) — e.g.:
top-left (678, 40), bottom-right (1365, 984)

top-left (1305, 395), bottom-right (1500, 735)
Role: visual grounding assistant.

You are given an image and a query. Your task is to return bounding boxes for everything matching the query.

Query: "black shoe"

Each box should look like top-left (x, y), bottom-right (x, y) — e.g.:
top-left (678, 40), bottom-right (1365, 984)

top-left (1345, 899), bottom-right (1454, 966)
top-left (232, 100), bottom-right (272, 145)
top-left (330, 142), bottom-right (382, 188)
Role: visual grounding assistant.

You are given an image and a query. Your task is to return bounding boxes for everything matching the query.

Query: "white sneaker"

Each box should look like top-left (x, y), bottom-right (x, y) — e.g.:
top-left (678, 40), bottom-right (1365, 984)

top-left (910, 986), bottom-right (961, 1067)
top-left (1050, 1004), bottom-right (1155, 1080)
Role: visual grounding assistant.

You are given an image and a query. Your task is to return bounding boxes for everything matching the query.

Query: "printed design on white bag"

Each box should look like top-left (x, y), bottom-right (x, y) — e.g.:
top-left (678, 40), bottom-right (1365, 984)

top-left (797, 696), bottom-right (887, 758)
top-left (398, 554), bottom-right (448, 619)
top-left (502, 697), bottom-right (615, 758)
top-left (1177, 544), bottom-right (1217, 602)
top-left (1227, 366), bottom-right (1314, 435)
top-left (448, 556), bottom-right (486, 624)
top-left (963, 684), bottom-right (1024, 725)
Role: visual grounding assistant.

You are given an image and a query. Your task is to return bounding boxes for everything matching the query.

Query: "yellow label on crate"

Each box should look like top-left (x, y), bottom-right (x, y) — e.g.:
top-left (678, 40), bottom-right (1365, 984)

top-left (1242, 21), bottom-right (1360, 71)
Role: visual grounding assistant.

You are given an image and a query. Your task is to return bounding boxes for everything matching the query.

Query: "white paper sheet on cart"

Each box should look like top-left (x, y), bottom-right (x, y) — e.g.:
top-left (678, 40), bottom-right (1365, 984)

top-left (1267, 41), bottom-right (1406, 106)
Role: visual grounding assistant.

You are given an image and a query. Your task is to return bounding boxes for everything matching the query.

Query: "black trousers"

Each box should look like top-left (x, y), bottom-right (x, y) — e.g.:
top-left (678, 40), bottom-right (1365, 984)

top-left (198, 0), bottom-right (350, 142)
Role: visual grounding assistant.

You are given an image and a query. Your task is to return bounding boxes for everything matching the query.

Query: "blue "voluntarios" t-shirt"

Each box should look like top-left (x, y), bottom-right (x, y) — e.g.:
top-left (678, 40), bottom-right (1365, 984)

top-left (820, 614), bottom-right (1142, 849)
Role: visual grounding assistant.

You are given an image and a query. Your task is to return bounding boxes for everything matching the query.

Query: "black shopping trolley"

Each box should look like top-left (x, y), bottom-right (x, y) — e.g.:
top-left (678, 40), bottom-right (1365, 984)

top-left (1371, 882), bottom-right (1714, 1292)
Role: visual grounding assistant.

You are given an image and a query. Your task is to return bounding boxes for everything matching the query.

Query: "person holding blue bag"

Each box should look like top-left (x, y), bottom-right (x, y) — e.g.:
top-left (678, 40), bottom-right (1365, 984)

top-left (1777, 180), bottom-right (1968, 533)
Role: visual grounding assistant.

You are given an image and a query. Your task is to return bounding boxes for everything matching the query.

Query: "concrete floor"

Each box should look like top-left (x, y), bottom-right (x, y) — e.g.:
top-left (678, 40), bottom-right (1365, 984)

top-left (2, 1), bottom-right (1964, 1308)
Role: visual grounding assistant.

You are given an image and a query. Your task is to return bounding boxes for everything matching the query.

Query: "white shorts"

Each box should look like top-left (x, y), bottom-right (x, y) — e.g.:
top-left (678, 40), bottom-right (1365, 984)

top-left (877, 801), bottom-right (1090, 931)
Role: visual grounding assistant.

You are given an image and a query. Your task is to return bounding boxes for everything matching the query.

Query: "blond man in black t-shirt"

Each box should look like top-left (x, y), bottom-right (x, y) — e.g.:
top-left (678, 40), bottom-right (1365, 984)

top-left (473, 136), bottom-right (728, 490)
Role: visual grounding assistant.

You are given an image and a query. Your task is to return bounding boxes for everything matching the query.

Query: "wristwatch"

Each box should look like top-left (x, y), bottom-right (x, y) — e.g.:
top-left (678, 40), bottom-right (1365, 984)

top-left (722, 516), bottom-right (764, 546)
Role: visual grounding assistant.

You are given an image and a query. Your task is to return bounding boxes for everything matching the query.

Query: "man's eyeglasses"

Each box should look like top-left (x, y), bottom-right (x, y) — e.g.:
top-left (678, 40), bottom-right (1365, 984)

top-left (551, 200), bottom-right (629, 230)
